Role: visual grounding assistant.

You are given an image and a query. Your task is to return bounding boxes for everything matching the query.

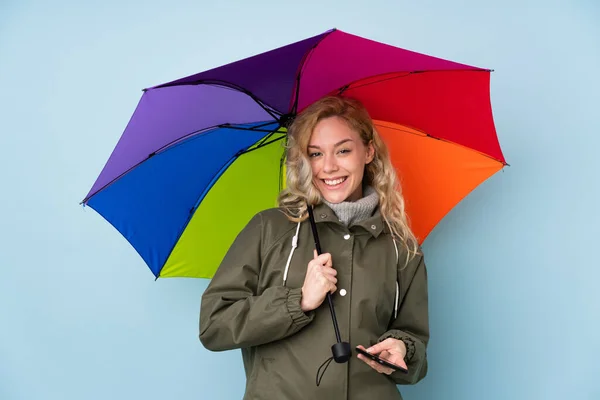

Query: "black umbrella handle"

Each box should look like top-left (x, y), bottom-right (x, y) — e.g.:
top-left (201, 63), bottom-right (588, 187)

top-left (307, 206), bottom-right (351, 363)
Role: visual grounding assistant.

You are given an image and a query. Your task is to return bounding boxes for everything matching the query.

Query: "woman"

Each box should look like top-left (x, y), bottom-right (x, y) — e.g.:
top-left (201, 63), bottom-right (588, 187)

top-left (199, 96), bottom-right (429, 400)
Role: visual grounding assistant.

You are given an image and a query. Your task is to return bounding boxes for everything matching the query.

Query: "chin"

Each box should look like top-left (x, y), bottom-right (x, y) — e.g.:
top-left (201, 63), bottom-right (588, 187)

top-left (322, 192), bottom-right (351, 204)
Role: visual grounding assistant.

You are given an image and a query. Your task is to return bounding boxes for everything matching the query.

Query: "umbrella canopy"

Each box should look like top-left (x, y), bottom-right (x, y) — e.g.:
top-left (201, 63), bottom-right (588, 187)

top-left (82, 28), bottom-right (506, 279)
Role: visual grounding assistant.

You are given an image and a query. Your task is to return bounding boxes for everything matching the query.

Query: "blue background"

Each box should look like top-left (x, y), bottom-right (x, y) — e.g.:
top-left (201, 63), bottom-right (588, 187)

top-left (1, 1), bottom-right (598, 399)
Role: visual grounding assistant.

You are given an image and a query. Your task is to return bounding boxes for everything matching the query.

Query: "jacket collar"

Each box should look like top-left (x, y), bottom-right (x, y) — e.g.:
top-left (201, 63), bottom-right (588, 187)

top-left (311, 202), bottom-right (386, 238)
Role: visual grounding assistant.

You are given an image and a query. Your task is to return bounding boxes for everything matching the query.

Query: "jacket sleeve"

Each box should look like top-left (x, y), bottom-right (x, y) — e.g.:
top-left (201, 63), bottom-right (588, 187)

top-left (199, 212), bottom-right (315, 351)
top-left (378, 249), bottom-right (429, 385)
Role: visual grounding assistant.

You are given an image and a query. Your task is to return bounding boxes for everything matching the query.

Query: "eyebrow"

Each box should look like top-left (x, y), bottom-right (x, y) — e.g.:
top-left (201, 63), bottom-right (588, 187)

top-left (307, 138), bottom-right (353, 149)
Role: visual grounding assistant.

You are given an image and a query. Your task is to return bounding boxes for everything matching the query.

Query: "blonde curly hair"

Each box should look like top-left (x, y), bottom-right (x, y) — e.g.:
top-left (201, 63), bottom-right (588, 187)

top-left (278, 96), bottom-right (419, 258)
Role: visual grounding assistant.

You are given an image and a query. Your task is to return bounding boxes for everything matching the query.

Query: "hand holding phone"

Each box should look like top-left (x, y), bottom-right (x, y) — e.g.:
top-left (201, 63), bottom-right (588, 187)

top-left (355, 345), bottom-right (408, 373)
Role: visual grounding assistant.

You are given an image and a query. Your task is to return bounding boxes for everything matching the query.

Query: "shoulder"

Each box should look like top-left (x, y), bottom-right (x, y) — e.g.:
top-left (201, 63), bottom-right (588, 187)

top-left (255, 207), bottom-right (291, 221)
top-left (249, 207), bottom-right (300, 244)
top-left (251, 207), bottom-right (295, 226)
top-left (397, 242), bottom-right (426, 275)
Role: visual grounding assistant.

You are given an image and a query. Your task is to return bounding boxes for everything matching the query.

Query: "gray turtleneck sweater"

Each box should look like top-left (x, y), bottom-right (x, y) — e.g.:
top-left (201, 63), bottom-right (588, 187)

top-left (323, 186), bottom-right (380, 227)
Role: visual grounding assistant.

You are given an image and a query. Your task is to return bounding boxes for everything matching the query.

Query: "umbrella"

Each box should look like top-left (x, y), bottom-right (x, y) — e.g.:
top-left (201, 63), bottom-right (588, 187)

top-left (82, 28), bottom-right (507, 280)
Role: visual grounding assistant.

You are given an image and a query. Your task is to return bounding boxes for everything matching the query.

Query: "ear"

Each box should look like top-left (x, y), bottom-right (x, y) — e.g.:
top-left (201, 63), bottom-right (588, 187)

top-left (365, 140), bottom-right (375, 164)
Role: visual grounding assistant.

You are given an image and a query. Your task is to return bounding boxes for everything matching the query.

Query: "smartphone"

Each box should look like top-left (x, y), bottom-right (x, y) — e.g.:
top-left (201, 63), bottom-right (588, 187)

top-left (355, 346), bottom-right (408, 373)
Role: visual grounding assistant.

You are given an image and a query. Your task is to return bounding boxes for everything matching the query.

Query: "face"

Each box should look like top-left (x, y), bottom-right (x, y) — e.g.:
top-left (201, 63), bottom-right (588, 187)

top-left (308, 116), bottom-right (375, 203)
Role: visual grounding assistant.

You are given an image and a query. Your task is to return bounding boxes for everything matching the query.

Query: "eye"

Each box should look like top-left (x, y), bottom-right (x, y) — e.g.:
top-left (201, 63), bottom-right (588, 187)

top-left (308, 151), bottom-right (322, 158)
top-left (338, 148), bottom-right (351, 154)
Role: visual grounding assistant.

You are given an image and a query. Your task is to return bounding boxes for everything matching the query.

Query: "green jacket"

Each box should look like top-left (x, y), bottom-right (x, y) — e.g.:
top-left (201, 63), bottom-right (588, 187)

top-left (199, 203), bottom-right (429, 399)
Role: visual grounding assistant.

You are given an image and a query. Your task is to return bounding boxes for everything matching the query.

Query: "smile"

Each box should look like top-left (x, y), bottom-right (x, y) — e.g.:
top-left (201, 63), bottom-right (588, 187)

top-left (323, 177), bottom-right (347, 186)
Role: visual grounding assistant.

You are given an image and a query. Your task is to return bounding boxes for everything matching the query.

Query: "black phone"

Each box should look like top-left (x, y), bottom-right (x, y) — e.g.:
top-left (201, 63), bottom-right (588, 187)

top-left (355, 346), bottom-right (408, 373)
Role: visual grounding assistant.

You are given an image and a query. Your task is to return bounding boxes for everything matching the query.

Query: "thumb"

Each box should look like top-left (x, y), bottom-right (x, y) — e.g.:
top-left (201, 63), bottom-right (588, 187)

top-left (366, 338), bottom-right (396, 354)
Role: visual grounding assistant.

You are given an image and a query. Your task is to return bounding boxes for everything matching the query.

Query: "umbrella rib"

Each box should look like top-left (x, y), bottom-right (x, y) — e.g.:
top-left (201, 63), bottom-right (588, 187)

top-left (239, 135), bottom-right (286, 155)
top-left (254, 132), bottom-right (276, 148)
top-left (158, 128), bottom-right (281, 278)
top-left (374, 122), bottom-right (509, 166)
top-left (81, 123), bottom-right (224, 204)
top-left (338, 71), bottom-right (413, 93)
top-left (289, 30), bottom-right (335, 114)
top-left (279, 140), bottom-right (287, 193)
top-left (150, 123), bottom-right (227, 155)
top-left (246, 120), bottom-right (279, 130)
top-left (154, 121), bottom-right (280, 157)
top-left (217, 123), bottom-right (288, 149)
top-left (217, 123), bottom-right (285, 134)
top-left (248, 122), bottom-right (287, 148)
top-left (155, 154), bottom-right (241, 279)
top-left (186, 134), bottom-right (285, 216)
top-left (189, 156), bottom-right (238, 215)
top-left (81, 122), bottom-right (278, 204)
top-left (156, 79), bottom-right (283, 121)
top-left (338, 69), bottom-right (492, 94)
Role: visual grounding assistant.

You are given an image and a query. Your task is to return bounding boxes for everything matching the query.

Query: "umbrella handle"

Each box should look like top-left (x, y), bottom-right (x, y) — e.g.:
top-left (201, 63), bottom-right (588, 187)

top-left (307, 205), bottom-right (352, 363)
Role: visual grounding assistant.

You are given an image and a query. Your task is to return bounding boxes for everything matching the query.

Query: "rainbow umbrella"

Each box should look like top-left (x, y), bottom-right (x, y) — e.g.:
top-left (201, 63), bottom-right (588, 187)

top-left (82, 28), bottom-right (507, 279)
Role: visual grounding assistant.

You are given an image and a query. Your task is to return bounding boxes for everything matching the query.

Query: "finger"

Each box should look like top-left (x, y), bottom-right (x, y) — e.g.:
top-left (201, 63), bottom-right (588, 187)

top-left (321, 270), bottom-right (338, 281)
top-left (366, 338), bottom-right (396, 354)
top-left (316, 274), bottom-right (336, 289)
top-left (316, 253), bottom-right (332, 265)
top-left (357, 354), bottom-right (392, 375)
top-left (329, 284), bottom-right (337, 294)
top-left (322, 274), bottom-right (337, 284)
top-left (364, 357), bottom-right (393, 375)
top-left (318, 262), bottom-right (336, 273)
top-left (369, 347), bottom-right (407, 370)
top-left (310, 255), bottom-right (330, 270)
top-left (311, 254), bottom-right (329, 270)
top-left (313, 249), bottom-right (318, 259)
top-left (321, 266), bottom-right (337, 276)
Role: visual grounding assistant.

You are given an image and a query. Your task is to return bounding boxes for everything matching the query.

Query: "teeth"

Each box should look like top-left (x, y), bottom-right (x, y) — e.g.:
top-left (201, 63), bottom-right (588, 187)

top-left (324, 177), bottom-right (346, 186)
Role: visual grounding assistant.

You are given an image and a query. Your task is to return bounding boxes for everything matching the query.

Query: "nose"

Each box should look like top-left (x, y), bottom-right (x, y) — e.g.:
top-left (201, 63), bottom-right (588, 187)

top-left (322, 154), bottom-right (338, 173)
